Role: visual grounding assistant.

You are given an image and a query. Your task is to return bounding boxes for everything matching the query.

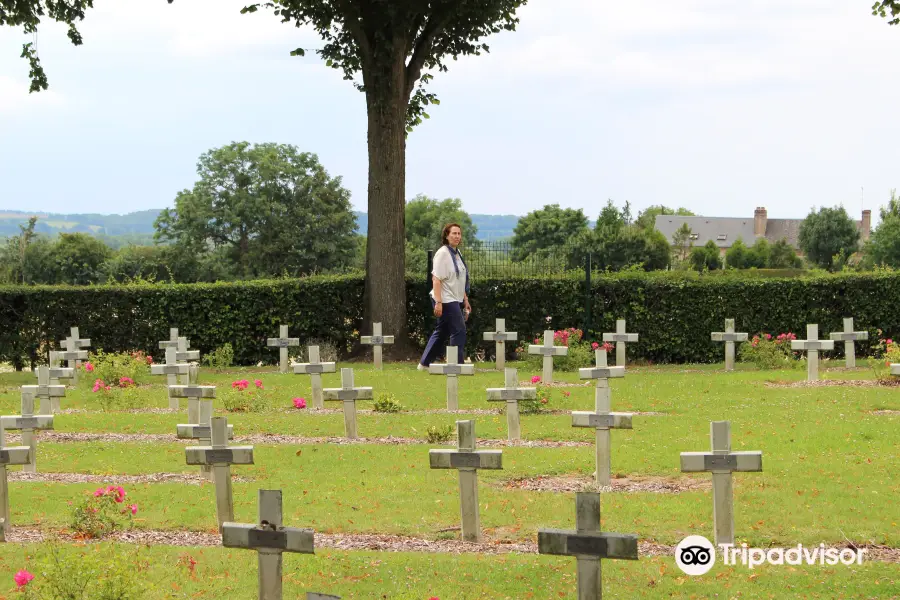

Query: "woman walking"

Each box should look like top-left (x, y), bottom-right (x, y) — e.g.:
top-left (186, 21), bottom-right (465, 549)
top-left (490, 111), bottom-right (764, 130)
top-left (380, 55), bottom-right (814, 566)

top-left (418, 223), bottom-right (472, 369)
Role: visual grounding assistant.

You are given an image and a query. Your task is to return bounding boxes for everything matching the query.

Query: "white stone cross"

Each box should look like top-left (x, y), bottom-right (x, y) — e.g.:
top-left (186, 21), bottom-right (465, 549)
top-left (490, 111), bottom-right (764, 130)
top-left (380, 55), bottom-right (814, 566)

top-left (151, 347), bottom-right (190, 409)
top-left (486, 368), bottom-right (537, 441)
top-left (267, 325), bottom-right (299, 374)
top-left (176, 337), bottom-right (198, 385)
top-left (429, 345), bottom-right (475, 410)
top-left (222, 489), bottom-right (315, 600)
top-left (47, 351), bottom-right (74, 387)
top-left (527, 330), bottom-right (568, 383)
top-left (56, 347), bottom-right (88, 386)
top-left (159, 327), bottom-right (180, 350)
top-left (0, 390), bottom-right (52, 474)
top-left (323, 368), bottom-right (373, 438)
top-left (177, 397), bottom-right (232, 480)
top-left (59, 326), bottom-right (90, 383)
top-left (680, 420), bottom-right (762, 546)
top-left (186, 416), bottom-right (254, 531)
top-left (602, 319), bottom-right (638, 367)
top-left (482, 318), bottom-right (517, 370)
top-left (360, 322), bottom-right (394, 369)
top-left (791, 324), bottom-right (835, 381)
top-left (710, 319), bottom-right (748, 372)
top-left (538, 492), bottom-right (639, 600)
top-left (575, 350), bottom-right (630, 487)
top-left (828, 317), bottom-right (868, 368)
top-left (429, 420), bottom-right (502, 543)
top-left (22, 366), bottom-right (65, 415)
top-left (36, 364), bottom-right (74, 412)
top-left (0, 425), bottom-right (31, 536)
top-left (292, 345), bottom-right (336, 409)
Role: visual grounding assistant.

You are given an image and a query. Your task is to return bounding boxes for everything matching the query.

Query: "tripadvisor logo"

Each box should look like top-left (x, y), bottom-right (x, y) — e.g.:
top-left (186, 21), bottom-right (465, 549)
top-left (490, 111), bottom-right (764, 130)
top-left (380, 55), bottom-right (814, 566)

top-left (675, 536), bottom-right (867, 575)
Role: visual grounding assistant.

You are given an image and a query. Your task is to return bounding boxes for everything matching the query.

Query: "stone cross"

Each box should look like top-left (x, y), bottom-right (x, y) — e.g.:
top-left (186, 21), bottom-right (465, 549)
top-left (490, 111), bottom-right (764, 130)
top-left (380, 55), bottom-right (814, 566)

top-left (267, 325), bottom-right (299, 374)
top-left (486, 368), bottom-right (536, 441)
top-left (323, 368), bottom-right (373, 439)
top-left (428, 345), bottom-right (475, 410)
top-left (47, 351), bottom-right (74, 387)
top-left (602, 319), bottom-right (638, 367)
top-left (159, 327), bottom-right (180, 350)
top-left (829, 317), bottom-right (868, 368)
top-left (429, 420), bottom-right (502, 542)
top-left (360, 322), bottom-right (394, 369)
top-left (186, 416), bottom-right (254, 531)
top-left (891, 363), bottom-right (900, 377)
top-left (177, 395), bottom-right (233, 481)
top-left (151, 347), bottom-right (190, 409)
top-left (527, 330), bottom-right (568, 383)
top-left (790, 324), bottom-right (835, 381)
top-left (575, 350), bottom-right (630, 487)
top-left (60, 326), bottom-right (90, 383)
top-left (538, 492), bottom-right (639, 600)
top-left (176, 337), bottom-right (198, 385)
top-left (0, 425), bottom-right (30, 536)
top-left (482, 318), bottom-right (518, 370)
top-left (710, 319), bottom-right (748, 372)
top-left (0, 390), bottom-right (52, 474)
top-left (292, 346), bottom-right (336, 409)
top-left (222, 489), bottom-right (315, 600)
top-left (56, 347), bottom-right (88, 386)
top-left (22, 366), bottom-right (65, 415)
top-left (680, 420), bottom-right (763, 546)
top-left (36, 364), bottom-right (74, 412)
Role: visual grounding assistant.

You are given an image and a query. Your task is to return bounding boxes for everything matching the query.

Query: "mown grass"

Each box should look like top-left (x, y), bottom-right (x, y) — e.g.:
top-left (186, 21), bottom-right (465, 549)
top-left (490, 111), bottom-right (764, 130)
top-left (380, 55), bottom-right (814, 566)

top-left (0, 359), bottom-right (896, 598)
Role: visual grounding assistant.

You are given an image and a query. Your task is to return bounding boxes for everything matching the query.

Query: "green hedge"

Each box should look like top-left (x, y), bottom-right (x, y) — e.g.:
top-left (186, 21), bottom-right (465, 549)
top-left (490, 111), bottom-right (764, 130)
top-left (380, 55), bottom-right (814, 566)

top-left (2, 271), bottom-right (898, 368)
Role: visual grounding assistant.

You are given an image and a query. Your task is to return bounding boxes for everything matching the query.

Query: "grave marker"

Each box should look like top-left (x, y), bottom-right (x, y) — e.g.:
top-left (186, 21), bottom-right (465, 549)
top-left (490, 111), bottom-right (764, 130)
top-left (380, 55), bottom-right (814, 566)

top-left (47, 351), bottom-right (74, 387)
top-left (429, 420), bottom-right (502, 542)
top-left (829, 317), bottom-right (868, 368)
top-left (680, 420), bottom-right (762, 546)
top-left (222, 489), bottom-right (315, 600)
top-left (185, 417), bottom-right (254, 530)
top-left (482, 318), bottom-right (517, 369)
top-left (527, 330), bottom-right (568, 383)
top-left (59, 326), bottom-right (90, 383)
top-left (323, 368), bottom-right (372, 439)
top-left (486, 368), bottom-right (536, 441)
top-left (159, 327), bottom-right (180, 350)
top-left (151, 347), bottom-right (190, 409)
top-left (538, 492), bottom-right (639, 600)
top-left (0, 390), bottom-right (52, 474)
top-left (176, 337), bottom-right (198, 385)
top-left (22, 366), bottom-right (65, 415)
top-left (267, 325), bottom-right (299, 374)
top-left (710, 319), bottom-right (748, 372)
top-left (791, 324), bottom-right (835, 381)
top-left (35, 364), bottom-right (74, 412)
top-left (575, 350), bottom-right (630, 487)
top-left (602, 319), bottom-right (638, 367)
top-left (361, 322), bottom-right (394, 369)
top-left (0, 425), bottom-right (31, 536)
top-left (293, 346), bottom-right (336, 409)
top-left (429, 345), bottom-right (475, 410)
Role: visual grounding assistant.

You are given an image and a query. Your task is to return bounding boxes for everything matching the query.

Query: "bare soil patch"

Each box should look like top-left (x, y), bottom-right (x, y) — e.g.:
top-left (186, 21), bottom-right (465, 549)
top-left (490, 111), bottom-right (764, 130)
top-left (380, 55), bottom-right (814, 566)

top-left (763, 379), bottom-right (886, 388)
top-left (8, 472), bottom-right (251, 485)
top-left (870, 410), bottom-right (900, 416)
top-left (497, 474), bottom-right (709, 494)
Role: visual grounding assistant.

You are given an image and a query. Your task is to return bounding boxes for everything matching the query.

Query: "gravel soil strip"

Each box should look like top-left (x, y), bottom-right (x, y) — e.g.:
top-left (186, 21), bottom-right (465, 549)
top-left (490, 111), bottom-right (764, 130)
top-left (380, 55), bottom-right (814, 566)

top-left (497, 474), bottom-right (710, 494)
top-left (8, 472), bottom-right (251, 484)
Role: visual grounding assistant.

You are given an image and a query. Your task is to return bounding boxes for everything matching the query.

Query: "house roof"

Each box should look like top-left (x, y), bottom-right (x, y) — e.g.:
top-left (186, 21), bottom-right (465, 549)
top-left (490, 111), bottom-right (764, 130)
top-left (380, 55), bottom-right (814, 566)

top-left (764, 219), bottom-right (801, 247)
top-left (653, 215), bottom-right (756, 249)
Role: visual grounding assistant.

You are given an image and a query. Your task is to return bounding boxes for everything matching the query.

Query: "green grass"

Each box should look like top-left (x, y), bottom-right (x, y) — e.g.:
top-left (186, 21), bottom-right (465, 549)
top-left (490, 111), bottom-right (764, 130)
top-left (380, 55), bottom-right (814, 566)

top-left (0, 359), bottom-right (897, 598)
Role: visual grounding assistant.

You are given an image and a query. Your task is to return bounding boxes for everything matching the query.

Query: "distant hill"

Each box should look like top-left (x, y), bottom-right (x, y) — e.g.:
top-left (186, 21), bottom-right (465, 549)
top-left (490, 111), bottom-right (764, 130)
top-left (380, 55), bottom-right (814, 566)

top-left (0, 209), bottom-right (525, 241)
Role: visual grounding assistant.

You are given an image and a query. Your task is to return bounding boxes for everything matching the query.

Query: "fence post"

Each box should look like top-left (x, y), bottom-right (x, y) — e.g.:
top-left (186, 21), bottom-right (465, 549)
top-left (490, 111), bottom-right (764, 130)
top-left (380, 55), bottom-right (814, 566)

top-left (426, 250), bottom-right (433, 291)
top-left (584, 252), bottom-right (592, 338)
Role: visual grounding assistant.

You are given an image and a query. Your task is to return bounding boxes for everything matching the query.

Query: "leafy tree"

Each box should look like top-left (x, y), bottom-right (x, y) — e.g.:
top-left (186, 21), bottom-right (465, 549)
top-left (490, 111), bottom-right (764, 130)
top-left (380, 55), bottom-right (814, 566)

top-left (798, 206), bottom-right (860, 270)
top-left (635, 205), bottom-right (695, 231)
top-left (240, 0), bottom-right (526, 353)
top-left (594, 199), bottom-right (630, 238)
top-left (670, 223), bottom-right (694, 263)
top-left (725, 238), bottom-right (750, 269)
top-left (869, 190), bottom-right (900, 267)
top-left (873, 1), bottom-right (900, 25)
top-left (405, 195), bottom-right (478, 250)
top-left (768, 238), bottom-right (802, 268)
top-left (746, 238), bottom-right (770, 269)
top-left (510, 204), bottom-right (589, 261)
top-left (2, 1), bottom-right (96, 92)
top-left (689, 240), bottom-right (721, 272)
top-left (154, 142), bottom-right (357, 278)
top-left (53, 233), bottom-right (112, 284)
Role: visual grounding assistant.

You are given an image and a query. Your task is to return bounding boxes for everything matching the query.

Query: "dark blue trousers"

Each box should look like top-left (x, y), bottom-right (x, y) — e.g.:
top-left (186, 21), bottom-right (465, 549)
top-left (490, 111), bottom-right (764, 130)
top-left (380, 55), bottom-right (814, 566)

top-left (420, 300), bottom-right (466, 366)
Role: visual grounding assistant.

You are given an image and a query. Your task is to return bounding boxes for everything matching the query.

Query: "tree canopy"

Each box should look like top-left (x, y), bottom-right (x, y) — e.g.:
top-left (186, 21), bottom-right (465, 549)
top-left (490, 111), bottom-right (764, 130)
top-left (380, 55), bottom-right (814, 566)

top-left (873, 1), bottom-right (900, 25)
top-left (510, 204), bottom-right (589, 261)
top-left (405, 195), bottom-right (478, 250)
top-left (798, 206), bottom-right (860, 271)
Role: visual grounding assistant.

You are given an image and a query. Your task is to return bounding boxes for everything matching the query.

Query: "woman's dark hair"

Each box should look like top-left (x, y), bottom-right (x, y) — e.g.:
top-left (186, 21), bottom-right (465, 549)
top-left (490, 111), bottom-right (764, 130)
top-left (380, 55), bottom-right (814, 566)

top-left (441, 223), bottom-right (463, 246)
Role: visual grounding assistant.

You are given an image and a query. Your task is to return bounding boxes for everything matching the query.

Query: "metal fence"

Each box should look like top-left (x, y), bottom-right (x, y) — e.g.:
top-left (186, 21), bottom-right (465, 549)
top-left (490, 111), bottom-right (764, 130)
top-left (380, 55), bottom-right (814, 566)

top-left (425, 241), bottom-right (583, 281)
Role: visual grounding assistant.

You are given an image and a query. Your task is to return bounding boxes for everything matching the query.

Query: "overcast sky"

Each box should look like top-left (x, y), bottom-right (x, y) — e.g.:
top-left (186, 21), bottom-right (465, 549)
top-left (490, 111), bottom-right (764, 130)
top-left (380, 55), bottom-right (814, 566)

top-left (1, 0), bottom-right (899, 223)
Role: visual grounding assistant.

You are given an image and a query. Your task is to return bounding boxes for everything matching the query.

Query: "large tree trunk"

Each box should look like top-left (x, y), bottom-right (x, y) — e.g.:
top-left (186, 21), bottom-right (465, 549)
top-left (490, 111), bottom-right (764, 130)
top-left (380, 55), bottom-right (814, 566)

top-left (362, 53), bottom-right (414, 358)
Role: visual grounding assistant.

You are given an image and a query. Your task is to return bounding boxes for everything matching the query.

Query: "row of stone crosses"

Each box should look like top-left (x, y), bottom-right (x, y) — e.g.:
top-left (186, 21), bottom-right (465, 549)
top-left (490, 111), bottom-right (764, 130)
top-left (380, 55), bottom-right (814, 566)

top-left (0, 315), bottom-right (887, 599)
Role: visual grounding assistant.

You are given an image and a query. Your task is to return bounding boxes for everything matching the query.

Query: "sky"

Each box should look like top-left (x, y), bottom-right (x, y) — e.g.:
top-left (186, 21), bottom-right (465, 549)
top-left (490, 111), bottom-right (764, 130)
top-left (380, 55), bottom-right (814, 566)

top-left (1, 0), bottom-right (899, 224)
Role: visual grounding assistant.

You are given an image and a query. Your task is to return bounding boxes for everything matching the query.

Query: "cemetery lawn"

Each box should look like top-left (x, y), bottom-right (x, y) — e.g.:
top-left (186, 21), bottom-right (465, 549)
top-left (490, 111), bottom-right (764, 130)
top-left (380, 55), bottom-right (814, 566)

top-left (0, 360), bottom-right (896, 598)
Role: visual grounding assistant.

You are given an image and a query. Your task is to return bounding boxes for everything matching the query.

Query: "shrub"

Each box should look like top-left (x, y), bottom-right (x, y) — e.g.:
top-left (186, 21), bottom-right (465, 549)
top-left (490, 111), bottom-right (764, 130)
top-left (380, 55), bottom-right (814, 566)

top-left (738, 332), bottom-right (800, 370)
top-left (519, 376), bottom-right (571, 414)
top-left (83, 350), bottom-right (151, 388)
top-left (70, 485), bottom-right (138, 539)
top-left (292, 339), bottom-right (340, 363)
top-left (519, 327), bottom-right (594, 371)
top-left (373, 392), bottom-right (403, 413)
top-left (870, 330), bottom-right (900, 381)
top-left (90, 385), bottom-right (145, 412)
top-left (203, 343), bottom-right (234, 369)
top-left (425, 424), bottom-right (454, 444)
top-left (221, 378), bottom-right (272, 412)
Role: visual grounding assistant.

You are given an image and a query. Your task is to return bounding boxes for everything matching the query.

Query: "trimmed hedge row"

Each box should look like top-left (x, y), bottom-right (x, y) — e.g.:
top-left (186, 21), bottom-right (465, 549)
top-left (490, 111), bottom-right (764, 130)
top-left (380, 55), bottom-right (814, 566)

top-left (1, 272), bottom-right (898, 368)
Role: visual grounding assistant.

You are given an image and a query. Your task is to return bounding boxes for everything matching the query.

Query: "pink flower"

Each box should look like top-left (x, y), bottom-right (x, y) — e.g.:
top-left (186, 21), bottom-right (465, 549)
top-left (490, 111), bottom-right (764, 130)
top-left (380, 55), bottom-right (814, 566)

top-left (591, 342), bottom-right (599, 350)
top-left (602, 342), bottom-right (614, 353)
top-left (231, 379), bottom-right (249, 391)
top-left (531, 375), bottom-right (541, 384)
top-left (533, 338), bottom-right (540, 345)
top-left (129, 504), bottom-right (138, 515)
top-left (94, 487), bottom-right (104, 497)
top-left (14, 569), bottom-right (34, 589)
top-left (563, 390), bottom-right (571, 397)
top-left (254, 379), bottom-right (263, 389)
top-left (293, 397), bottom-right (307, 409)
top-left (119, 376), bottom-right (134, 387)
top-left (84, 362), bottom-right (94, 372)
top-left (887, 339), bottom-right (893, 345)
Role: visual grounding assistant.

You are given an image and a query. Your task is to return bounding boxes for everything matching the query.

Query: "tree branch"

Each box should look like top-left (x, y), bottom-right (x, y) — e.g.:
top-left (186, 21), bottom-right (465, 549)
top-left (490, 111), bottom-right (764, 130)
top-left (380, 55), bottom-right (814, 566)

top-left (333, 0), bottom-right (374, 68)
top-left (405, 2), bottom-right (460, 99)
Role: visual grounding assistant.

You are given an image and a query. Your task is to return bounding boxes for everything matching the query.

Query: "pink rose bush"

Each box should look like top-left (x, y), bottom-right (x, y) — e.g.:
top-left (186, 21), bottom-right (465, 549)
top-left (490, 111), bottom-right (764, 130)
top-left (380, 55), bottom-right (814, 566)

top-left (71, 485), bottom-right (138, 538)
